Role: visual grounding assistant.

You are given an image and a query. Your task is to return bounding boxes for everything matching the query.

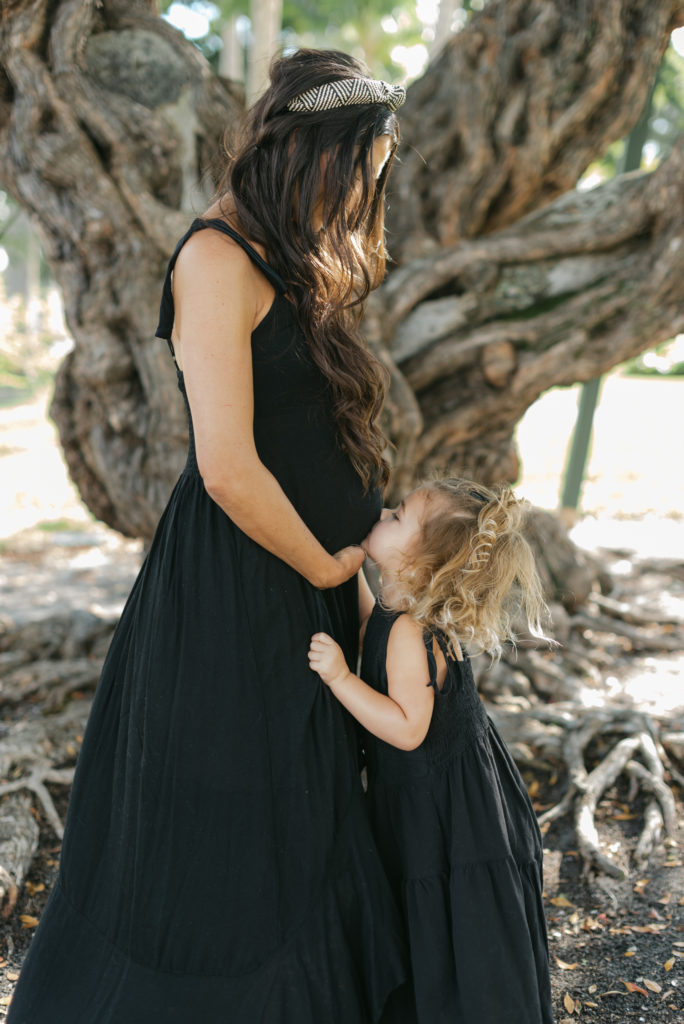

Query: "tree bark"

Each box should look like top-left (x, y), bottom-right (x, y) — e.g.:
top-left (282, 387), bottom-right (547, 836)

top-left (388, 0), bottom-right (684, 259)
top-left (0, 0), bottom-right (683, 537)
top-left (0, 0), bottom-right (242, 537)
top-left (373, 139), bottom-right (684, 492)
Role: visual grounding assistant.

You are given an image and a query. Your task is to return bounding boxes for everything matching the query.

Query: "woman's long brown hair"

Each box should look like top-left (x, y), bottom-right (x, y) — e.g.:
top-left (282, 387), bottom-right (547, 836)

top-left (215, 48), bottom-right (401, 491)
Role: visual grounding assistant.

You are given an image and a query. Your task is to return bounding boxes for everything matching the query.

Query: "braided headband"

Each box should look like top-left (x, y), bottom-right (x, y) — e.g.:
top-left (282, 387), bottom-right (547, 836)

top-left (287, 77), bottom-right (406, 114)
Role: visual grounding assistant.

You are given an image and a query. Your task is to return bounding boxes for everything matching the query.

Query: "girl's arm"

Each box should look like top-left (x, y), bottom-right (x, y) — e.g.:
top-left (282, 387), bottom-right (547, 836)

top-left (173, 229), bottom-right (364, 590)
top-left (308, 615), bottom-right (434, 751)
top-left (357, 567), bottom-right (376, 643)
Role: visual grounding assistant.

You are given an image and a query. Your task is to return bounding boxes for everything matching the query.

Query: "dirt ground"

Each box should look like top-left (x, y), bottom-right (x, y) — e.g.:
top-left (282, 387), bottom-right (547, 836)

top-left (0, 530), bottom-right (682, 1022)
top-left (0, 382), bottom-right (682, 1020)
top-left (0, 714), bottom-right (682, 1022)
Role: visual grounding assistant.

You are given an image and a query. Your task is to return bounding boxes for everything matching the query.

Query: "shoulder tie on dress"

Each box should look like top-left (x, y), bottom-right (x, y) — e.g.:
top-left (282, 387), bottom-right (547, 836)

top-left (154, 217), bottom-right (288, 365)
top-left (422, 629), bottom-right (457, 695)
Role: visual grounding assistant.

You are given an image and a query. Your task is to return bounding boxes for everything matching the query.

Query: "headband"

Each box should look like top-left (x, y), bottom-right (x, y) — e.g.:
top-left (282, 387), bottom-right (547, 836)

top-left (287, 77), bottom-right (406, 114)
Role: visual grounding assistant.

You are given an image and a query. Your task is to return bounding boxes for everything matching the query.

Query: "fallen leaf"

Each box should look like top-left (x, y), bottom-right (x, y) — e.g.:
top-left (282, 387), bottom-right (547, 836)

top-left (624, 950), bottom-right (636, 957)
top-left (584, 1001), bottom-right (599, 1008)
top-left (620, 980), bottom-right (649, 997)
top-left (550, 896), bottom-right (575, 908)
top-left (556, 958), bottom-right (578, 970)
top-left (613, 812), bottom-right (637, 820)
top-left (19, 914), bottom-right (38, 928)
top-left (563, 992), bottom-right (575, 1013)
top-left (658, 892), bottom-right (671, 905)
top-left (5, 971), bottom-right (18, 981)
top-left (0, 996), bottom-right (12, 1006)
top-left (24, 880), bottom-right (44, 896)
top-left (672, 942), bottom-right (684, 947)
top-left (633, 878), bottom-right (650, 894)
top-left (527, 780), bottom-right (539, 797)
top-left (588, 984), bottom-right (597, 994)
top-left (643, 979), bottom-right (661, 993)
top-left (664, 957), bottom-right (675, 971)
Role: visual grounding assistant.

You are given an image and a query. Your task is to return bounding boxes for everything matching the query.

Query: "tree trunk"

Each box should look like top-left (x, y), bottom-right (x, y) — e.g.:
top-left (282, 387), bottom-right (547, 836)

top-left (1, 0), bottom-right (683, 538)
top-left (0, 0), bottom-right (242, 538)
top-left (373, 138), bottom-right (684, 493)
top-left (388, 0), bottom-right (684, 258)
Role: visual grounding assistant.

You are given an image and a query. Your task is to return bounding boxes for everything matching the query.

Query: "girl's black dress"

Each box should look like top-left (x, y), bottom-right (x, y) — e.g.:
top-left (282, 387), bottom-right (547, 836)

top-left (363, 602), bottom-right (555, 1024)
top-left (7, 219), bottom-right (407, 1024)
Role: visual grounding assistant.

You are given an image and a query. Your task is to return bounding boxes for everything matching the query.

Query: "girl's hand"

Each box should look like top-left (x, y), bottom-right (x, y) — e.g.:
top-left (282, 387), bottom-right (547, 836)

top-left (308, 633), bottom-right (351, 688)
top-left (322, 545), bottom-right (366, 588)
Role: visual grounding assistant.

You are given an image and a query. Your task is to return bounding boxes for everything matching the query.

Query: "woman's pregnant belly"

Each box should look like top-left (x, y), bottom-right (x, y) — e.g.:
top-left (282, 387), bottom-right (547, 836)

top-left (253, 405), bottom-right (382, 552)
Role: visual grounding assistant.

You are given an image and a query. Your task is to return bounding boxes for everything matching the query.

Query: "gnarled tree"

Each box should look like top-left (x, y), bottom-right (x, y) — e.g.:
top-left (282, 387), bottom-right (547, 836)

top-left (1, 0), bottom-right (683, 535)
top-left (1, 0), bottom-right (683, 879)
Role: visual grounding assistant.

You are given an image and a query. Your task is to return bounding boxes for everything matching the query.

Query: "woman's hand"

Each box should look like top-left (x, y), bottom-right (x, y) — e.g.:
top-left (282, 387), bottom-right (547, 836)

top-left (320, 545), bottom-right (366, 588)
top-left (308, 633), bottom-right (351, 688)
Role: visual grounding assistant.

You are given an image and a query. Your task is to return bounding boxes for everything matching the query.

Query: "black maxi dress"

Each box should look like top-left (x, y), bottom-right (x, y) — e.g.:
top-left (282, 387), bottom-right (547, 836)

top-left (7, 218), bottom-right (408, 1024)
top-left (363, 602), bottom-right (555, 1024)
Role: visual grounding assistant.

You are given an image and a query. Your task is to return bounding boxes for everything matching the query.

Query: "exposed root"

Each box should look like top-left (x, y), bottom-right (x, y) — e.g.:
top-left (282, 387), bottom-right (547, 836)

top-left (493, 706), bottom-right (680, 877)
top-left (0, 794), bottom-right (39, 917)
top-left (0, 763), bottom-right (75, 840)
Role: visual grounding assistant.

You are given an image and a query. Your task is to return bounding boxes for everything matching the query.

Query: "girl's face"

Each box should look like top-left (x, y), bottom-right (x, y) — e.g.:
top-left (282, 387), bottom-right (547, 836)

top-left (362, 488), bottom-right (429, 573)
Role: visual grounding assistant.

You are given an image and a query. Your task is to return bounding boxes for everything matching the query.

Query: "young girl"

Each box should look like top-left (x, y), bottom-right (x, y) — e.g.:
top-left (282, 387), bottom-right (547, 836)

top-left (308, 477), bottom-right (555, 1024)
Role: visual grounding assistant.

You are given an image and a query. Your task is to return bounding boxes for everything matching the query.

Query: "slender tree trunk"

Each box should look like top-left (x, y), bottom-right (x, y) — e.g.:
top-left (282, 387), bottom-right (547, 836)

top-left (247, 0), bottom-right (283, 103)
top-left (220, 18), bottom-right (244, 84)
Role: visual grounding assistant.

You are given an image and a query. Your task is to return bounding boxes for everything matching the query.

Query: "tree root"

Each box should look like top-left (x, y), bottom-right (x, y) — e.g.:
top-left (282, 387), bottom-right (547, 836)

top-left (571, 611), bottom-right (682, 652)
top-left (0, 793), bottom-right (39, 917)
top-left (492, 706), bottom-right (679, 878)
top-left (0, 699), bottom-right (91, 908)
top-left (0, 763), bottom-right (75, 840)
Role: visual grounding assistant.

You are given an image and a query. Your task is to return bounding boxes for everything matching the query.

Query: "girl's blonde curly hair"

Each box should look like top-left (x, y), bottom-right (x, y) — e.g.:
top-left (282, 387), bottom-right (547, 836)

top-left (384, 477), bottom-right (551, 659)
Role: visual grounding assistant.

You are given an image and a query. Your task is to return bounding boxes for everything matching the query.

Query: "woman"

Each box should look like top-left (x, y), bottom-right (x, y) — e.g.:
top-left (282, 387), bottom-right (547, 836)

top-left (8, 49), bottom-right (409, 1023)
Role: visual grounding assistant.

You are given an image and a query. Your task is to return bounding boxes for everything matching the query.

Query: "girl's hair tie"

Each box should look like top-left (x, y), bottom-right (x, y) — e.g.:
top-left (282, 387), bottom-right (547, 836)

top-left (287, 77), bottom-right (406, 114)
top-left (469, 489), bottom-right (488, 504)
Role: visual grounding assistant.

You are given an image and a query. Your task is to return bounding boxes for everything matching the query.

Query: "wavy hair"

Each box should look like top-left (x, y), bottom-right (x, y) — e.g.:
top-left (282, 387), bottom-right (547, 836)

top-left (214, 49), bottom-right (401, 490)
top-left (385, 477), bottom-right (552, 658)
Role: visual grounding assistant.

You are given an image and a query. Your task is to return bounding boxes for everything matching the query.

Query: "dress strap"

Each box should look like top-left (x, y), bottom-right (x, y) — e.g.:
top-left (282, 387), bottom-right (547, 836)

top-left (154, 217), bottom-right (287, 356)
top-left (423, 629), bottom-right (457, 694)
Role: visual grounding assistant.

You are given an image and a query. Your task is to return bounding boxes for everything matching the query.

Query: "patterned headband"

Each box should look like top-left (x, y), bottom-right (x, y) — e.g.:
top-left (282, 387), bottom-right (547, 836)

top-left (287, 77), bottom-right (406, 114)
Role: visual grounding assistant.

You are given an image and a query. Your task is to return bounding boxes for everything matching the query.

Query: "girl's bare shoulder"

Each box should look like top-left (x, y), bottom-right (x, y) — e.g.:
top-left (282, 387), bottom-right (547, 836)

top-left (386, 612), bottom-right (426, 665)
top-left (387, 613), bottom-right (448, 690)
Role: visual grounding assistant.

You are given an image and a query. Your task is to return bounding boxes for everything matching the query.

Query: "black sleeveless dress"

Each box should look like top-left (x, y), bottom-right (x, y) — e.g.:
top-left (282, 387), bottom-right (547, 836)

top-left (7, 218), bottom-right (407, 1024)
top-left (363, 602), bottom-right (554, 1024)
